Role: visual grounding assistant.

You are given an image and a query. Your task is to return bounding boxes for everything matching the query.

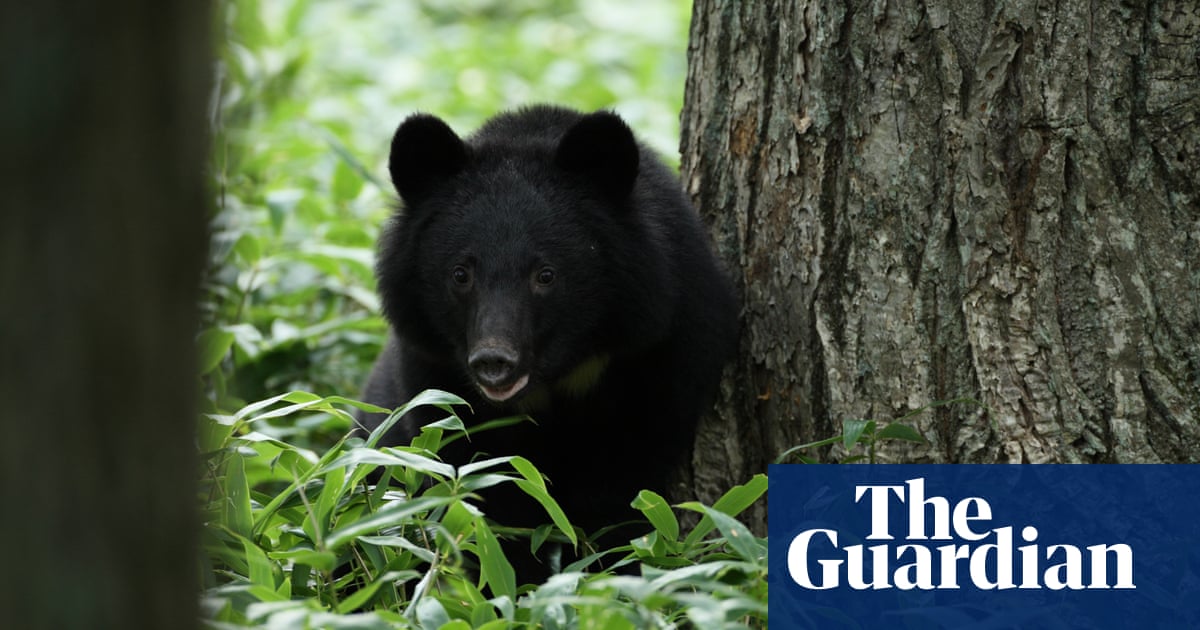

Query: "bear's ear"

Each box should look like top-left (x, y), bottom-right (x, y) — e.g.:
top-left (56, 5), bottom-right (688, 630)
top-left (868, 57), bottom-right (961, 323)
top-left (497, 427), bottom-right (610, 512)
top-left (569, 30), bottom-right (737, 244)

top-left (555, 111), bottom-right (640, 203)
top-left (389, 114), bottom-right (468, 204)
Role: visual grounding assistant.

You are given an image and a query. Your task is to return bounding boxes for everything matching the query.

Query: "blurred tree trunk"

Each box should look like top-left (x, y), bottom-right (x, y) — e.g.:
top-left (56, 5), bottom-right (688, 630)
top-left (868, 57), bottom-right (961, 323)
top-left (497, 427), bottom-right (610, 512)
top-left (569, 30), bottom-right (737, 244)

top-left (0, 3), bottom-right (210, 628)
top-left (682, 0), bottom-right (1200, 529)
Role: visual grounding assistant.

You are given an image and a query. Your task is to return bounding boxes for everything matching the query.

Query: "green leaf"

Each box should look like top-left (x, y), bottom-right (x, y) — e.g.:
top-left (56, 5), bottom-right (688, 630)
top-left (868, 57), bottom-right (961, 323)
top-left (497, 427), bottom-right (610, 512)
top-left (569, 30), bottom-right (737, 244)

top-left (510, 456), bottom-right (577, 547)
top-left (233, 231), bottom-right (262, 264)
top-left (365, 389), bottom-right (469, 449)
top-left (712, 473), bottom-right (769, 518)
top-left (322, 446), bottom-right (456, 480)
top-left (265, 547), bottom-right (336, 571)
top-left (439, 414), bottom-right (531, 449)
top-left (678, 503), bottom-right (764, 564)
top-left (313, 465), bottom-right (346, 535)
top-left (476, 620), bottom-right (514, 630)
top-left (474, 516), bottom-right (516, 597)
top-left (685, 474), bottom-right (767, 547)
top-left (646, 560), bottom-right (756, 590)
top-left (842, 419), bottom-right (874, 449)
top-left (251, 433), bottom-right (355, 535)
top-left (324, 495), bottom-right (456, 549)
top-left (530, 523), bottom-right (554, 555)
top-left (441, 500), bottom-right (481, 541)
top-left (458, 456), bottom-right (515, 477)
top-left (231, 532), bottom-right (277, 590)
top-left (357, 535), bottom-right (437, 564)
top-left (414, 597), bottom-right (452, 630)
top-left (411, 425), bottom-right (445, 453)
top-left (459, 473), bottom-right (513, 493)
top-left (197, 327), bottom-right (236, 375)
top-left (508, 456), bottom-right (546, 491)
top-left (339, 569), bottom-right (418, 612)
top-left (632, 490), bottom-right (678, 542)
top-left (232, 390), bottom-right (314, 421)
top-left (224, 452), bottom-right (253, 538)
top-left (198, 414), bottom-right (236, 453)
top-left (773, 435), bottom-right (842, 464)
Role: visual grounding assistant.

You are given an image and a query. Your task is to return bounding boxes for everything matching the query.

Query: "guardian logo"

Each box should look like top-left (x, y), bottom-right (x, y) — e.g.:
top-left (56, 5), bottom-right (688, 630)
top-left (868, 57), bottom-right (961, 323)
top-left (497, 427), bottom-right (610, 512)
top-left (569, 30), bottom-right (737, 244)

top-left (787, 478), bottom-right (1134, 591)
top-left (768, 465), bottom-right (1200, 629)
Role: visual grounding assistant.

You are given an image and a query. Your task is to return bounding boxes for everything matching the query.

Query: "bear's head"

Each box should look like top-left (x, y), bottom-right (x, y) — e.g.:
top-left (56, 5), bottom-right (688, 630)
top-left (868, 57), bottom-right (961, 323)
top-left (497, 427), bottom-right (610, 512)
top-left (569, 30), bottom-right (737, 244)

top-left (376, 108), bottom-right (672, 408)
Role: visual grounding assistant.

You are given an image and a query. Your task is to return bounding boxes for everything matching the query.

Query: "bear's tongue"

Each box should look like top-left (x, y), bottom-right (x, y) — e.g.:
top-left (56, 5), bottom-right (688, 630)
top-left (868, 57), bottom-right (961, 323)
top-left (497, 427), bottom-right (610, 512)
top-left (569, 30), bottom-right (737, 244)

top-left (480, 374), bottom-right (529, 403)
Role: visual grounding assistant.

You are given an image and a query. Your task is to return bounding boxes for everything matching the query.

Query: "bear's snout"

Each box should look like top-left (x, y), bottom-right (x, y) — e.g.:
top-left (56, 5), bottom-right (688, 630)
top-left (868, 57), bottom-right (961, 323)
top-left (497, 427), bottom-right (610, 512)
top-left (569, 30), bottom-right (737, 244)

top-left (468, 343), bottom-right (529, 403)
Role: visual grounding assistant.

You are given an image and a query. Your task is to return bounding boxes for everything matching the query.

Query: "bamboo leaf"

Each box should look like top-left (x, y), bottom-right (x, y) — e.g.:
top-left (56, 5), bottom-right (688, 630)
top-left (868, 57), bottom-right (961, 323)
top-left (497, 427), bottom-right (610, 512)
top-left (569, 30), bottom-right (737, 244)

top-left (632, 490), bottom-right (679, 543)
top-left (474, 517), bottom-right (516, 598)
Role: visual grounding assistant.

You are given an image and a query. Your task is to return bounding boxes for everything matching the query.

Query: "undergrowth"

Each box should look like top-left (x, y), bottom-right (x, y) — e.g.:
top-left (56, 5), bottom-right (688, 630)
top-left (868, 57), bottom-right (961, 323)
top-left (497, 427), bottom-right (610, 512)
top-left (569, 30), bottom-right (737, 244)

top-left (197, 389), bottom-right (768, 629)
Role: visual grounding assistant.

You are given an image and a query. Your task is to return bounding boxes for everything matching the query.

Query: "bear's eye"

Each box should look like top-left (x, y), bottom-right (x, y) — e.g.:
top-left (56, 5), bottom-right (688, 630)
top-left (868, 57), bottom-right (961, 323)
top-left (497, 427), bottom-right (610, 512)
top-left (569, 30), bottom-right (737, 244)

top-left (451, 265), bottom-right (472, 287)
top-left (535, 267), bottom-right (556, 287)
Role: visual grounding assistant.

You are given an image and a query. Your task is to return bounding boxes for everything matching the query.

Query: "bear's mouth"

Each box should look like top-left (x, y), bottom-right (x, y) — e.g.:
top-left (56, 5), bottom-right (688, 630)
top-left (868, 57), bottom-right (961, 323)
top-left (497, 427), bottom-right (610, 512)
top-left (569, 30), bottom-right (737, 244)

top-left (478, 373), bottom-right (530, 403)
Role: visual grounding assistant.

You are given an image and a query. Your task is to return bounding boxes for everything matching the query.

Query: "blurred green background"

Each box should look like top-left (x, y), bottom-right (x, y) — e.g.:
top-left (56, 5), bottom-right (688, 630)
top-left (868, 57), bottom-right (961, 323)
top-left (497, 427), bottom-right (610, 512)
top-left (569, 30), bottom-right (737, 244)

top-left (205, 0), bottom-right (693, 440)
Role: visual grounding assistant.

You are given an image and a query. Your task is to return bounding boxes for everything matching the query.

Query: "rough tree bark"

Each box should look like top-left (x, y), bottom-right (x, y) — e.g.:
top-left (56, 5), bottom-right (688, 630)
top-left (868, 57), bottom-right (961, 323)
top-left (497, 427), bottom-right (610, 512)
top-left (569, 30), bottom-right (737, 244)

top-left (0, 3), bottom-right (211, 628)
top-left (681, 0), bottom-right (1199, 528)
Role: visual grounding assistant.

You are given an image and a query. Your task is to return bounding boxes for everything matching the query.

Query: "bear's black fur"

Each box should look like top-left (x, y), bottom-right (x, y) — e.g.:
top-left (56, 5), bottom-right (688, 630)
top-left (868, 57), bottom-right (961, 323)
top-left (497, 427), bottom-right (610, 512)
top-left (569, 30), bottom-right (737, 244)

top-left (357, 105), bottom-right (737, 578)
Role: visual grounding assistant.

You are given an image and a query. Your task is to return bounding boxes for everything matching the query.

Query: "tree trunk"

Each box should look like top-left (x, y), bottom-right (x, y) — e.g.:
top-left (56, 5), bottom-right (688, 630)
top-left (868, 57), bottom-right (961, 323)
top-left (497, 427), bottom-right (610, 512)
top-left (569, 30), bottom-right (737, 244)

top-left (0, 3), bottom-right (211, 628)
top-left (682, 0), bottom-right (1200, 529)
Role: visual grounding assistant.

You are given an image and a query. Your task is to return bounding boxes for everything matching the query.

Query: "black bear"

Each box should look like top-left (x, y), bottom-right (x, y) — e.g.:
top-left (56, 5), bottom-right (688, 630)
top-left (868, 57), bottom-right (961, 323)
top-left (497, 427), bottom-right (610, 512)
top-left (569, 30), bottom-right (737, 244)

top-left (357, 104), bottom-right (737, 577)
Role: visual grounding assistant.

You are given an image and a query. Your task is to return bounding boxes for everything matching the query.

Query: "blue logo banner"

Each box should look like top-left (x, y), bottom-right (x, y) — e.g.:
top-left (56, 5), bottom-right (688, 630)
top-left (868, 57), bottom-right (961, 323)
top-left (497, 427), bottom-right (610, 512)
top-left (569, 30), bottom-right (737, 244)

top-left (768, 465), bottom-right (1200, 629)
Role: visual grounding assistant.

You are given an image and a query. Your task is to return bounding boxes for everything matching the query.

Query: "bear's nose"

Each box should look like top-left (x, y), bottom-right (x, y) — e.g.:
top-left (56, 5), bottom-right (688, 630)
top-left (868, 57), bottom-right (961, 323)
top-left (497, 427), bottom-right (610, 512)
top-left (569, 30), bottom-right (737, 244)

top-left (468, 345), bottom-right (520, 387)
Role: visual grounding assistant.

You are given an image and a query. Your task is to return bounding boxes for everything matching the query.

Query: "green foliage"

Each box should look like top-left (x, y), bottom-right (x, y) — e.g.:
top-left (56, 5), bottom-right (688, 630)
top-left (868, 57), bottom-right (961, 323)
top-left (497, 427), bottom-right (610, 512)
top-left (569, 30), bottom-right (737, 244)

top-left (776, 398), bottom-right (983, 464)
top-left (201, 1), bottom-right (766, 627)
top-left (198, 391), bottom-right (768, 628)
